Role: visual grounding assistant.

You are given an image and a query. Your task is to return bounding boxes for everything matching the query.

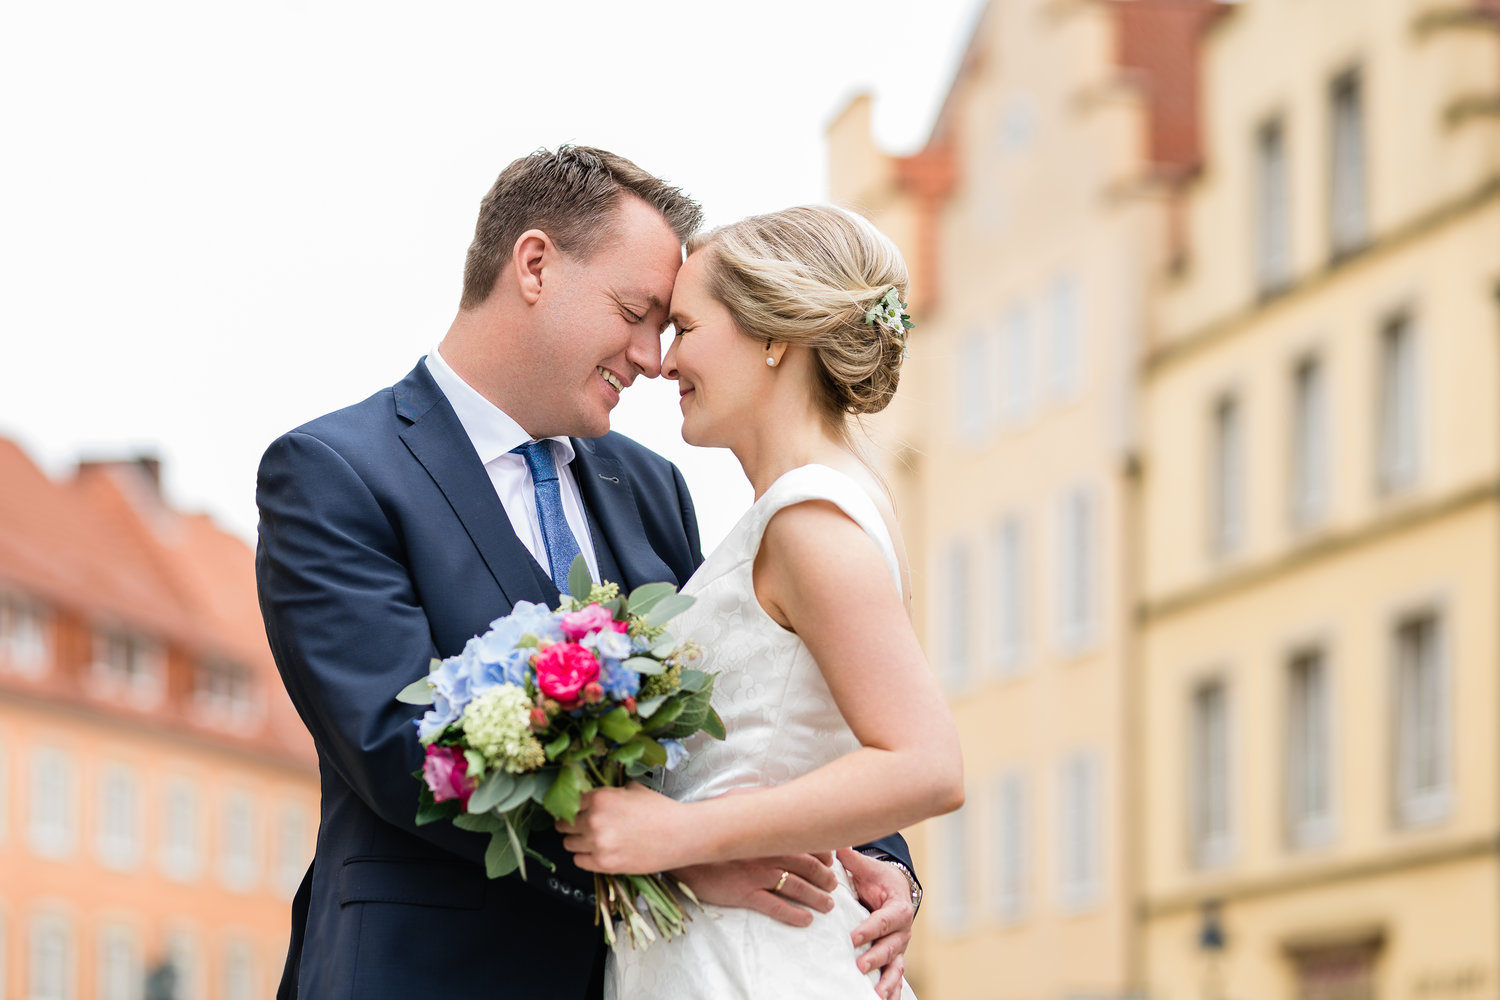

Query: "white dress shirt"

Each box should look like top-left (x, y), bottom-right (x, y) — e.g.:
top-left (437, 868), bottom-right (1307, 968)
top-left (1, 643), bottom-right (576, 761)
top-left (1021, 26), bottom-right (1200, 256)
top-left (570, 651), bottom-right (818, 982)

top-left (424, 347), bottom-right (600, 582)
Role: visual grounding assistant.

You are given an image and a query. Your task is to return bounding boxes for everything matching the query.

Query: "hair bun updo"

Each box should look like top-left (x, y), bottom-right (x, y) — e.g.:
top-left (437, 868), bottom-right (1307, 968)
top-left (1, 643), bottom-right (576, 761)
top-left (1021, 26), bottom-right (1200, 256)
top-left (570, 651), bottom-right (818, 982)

top-left (686, 205), bottom-right (911, 420)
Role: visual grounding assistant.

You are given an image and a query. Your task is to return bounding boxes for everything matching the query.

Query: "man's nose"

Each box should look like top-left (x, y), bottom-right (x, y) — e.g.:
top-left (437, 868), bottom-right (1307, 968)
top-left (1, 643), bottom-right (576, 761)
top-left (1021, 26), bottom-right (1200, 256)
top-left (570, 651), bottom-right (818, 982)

top-left (627, 327), bottom-right (663, 379)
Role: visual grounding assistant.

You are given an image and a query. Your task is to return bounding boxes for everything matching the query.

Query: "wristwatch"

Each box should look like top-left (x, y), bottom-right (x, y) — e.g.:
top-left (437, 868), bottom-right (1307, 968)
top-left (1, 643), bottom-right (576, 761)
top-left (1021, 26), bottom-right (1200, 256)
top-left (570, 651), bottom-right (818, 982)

top-left (882, 859), bottom-right (923, 916)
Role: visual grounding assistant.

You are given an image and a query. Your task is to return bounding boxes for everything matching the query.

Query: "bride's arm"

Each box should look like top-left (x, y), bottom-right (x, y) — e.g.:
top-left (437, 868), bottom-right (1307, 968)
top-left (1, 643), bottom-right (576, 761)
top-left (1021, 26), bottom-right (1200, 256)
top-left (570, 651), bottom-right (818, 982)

top-left (559, 499), bottom-right (964, 873)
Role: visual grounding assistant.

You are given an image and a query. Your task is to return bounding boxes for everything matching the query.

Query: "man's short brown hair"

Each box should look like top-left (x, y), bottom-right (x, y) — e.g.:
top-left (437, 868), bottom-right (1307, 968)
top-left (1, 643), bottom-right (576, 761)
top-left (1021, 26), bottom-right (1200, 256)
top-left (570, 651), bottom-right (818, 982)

top-left (460, 145), bottom-right (703, 310)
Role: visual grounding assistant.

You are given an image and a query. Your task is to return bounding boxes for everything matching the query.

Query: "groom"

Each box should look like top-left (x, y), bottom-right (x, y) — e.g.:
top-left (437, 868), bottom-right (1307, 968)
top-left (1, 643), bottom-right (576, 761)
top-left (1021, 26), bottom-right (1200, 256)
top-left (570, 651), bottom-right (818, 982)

top-left (256, 145), bottom-right (920, 999)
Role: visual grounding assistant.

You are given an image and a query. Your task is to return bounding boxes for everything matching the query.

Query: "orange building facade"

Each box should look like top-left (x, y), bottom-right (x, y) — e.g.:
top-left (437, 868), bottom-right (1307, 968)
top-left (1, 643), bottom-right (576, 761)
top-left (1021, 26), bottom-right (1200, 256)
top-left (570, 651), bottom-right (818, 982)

top-left (0, 438), bottom-right (317, 1000)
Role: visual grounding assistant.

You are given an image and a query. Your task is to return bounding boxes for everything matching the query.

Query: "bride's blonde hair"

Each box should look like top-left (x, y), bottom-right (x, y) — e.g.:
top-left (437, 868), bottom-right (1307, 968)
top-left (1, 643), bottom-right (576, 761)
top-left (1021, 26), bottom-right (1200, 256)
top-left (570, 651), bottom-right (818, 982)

top-left (686, 205), bottom-right (910, 425)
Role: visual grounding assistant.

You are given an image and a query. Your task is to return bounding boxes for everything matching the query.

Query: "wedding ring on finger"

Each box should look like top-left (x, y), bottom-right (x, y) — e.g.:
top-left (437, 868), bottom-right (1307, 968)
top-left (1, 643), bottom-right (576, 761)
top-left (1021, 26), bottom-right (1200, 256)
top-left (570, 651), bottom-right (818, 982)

top-left (772, 870), bottom-right (790, 894)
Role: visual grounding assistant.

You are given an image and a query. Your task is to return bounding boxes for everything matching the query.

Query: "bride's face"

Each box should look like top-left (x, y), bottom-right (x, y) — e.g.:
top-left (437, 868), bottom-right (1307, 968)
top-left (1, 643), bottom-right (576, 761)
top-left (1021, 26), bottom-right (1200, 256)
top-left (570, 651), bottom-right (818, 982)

top-left (662, 251), bottom-right (769, 449)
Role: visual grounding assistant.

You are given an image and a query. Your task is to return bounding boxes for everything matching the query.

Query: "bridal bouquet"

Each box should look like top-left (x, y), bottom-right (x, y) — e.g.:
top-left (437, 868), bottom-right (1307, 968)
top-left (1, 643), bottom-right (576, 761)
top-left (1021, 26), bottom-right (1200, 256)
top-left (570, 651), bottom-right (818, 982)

top-left (396, 557), bottom-right (722, 949)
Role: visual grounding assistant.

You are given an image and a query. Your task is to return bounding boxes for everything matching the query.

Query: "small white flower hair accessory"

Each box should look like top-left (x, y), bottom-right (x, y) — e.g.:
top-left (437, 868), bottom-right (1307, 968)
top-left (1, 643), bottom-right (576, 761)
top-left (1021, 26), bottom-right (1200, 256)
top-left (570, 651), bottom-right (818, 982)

top-left (864, 286), bottom-right (913, 356)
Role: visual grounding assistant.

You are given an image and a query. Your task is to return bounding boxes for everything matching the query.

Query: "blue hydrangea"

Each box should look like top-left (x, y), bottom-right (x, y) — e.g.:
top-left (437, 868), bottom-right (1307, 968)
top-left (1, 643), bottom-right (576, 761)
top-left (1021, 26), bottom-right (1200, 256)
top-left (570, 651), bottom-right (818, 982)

top-left (599, 659), bottom-right (640, 701)
top-left (660, 738), bottom-right (689, 771)
top-left (582, 628), bottom-right (632, 662)
top-left (414, 601), bottom-right (562, 743)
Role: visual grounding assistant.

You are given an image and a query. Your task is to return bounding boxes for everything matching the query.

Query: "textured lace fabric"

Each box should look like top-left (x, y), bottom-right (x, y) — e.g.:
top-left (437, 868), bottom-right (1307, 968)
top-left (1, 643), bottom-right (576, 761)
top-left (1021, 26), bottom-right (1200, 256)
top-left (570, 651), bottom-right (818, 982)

top-left (606, 465), bottom-right (917, 1000)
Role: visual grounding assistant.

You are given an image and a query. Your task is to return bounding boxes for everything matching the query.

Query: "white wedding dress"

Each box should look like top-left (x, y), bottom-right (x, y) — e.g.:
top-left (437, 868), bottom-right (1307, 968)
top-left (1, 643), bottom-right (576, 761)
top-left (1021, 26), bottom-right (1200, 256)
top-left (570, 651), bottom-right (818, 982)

top-left (607, 464), bottom-right (917, 1000)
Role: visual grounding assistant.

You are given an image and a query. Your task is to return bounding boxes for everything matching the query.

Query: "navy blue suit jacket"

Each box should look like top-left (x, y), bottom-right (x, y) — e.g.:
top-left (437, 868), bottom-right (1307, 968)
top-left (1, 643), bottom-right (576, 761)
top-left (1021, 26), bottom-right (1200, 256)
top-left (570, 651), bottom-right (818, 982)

top-left (256, 361), bottom-right (913, 999)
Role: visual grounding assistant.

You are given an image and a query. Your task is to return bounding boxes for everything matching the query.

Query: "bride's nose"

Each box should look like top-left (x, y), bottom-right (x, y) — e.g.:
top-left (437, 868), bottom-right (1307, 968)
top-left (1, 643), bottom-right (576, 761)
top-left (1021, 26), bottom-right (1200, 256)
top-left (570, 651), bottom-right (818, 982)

top-left (662, 338), bottom-right (681, 381)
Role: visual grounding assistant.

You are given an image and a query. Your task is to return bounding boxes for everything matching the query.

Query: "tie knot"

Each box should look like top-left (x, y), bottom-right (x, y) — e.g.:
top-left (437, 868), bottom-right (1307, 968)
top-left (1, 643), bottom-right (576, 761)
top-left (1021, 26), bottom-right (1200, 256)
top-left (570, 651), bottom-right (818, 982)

top-left (512, 441), bottom-right (559, 484)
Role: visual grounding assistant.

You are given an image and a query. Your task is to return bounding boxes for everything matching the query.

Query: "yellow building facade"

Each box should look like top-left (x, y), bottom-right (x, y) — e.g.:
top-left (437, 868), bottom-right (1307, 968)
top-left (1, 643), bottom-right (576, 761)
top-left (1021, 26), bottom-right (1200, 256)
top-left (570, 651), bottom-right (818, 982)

top-left (1140, 1), bottom-right (1500, 999)
top-left (833, 0), bottom-right (1500, 998)
top-left (829, 1), bottom-right (1215, 995)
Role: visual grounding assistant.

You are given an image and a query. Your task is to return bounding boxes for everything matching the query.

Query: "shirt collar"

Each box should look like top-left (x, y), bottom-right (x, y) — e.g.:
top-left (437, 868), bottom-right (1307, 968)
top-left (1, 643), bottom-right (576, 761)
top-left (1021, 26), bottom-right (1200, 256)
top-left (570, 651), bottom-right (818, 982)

top-left (424, 347), bottom-right (577, 467)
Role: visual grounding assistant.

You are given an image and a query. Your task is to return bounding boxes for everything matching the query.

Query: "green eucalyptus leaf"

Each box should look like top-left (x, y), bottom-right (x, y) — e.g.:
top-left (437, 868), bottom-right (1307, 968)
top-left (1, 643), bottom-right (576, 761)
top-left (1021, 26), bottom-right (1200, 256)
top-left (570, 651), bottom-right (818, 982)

top-left (678, 668), bottom-right (709, 693)
top-left (491, 773), bottom-right (540, 812)
top-left (624, 655), bottom-right (665, 676)
top-left (635, 694), bottom-right (668, 719)
top-left (485, 829), bottom-right (521, 878)
top-left (453, 811), bottom-right (503, 833)
top-left (396, 677), bottom-right (434, 705)
top-left (644, 593), bottom-right (696, 626)
top-left (627, 582), bottom-right (677, 616)
top-left (568, 555), bottom-right (593, 603)
top-left (650, 634), bottom-right (678, 657)
top-left (467, 770), bottom-right (515, 814)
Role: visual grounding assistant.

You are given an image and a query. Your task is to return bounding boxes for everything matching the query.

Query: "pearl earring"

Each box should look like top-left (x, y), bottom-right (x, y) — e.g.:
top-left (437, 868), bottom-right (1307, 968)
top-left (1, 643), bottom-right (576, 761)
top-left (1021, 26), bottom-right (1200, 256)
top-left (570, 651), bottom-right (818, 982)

top-left (765, 357), bottom-right (776, 367)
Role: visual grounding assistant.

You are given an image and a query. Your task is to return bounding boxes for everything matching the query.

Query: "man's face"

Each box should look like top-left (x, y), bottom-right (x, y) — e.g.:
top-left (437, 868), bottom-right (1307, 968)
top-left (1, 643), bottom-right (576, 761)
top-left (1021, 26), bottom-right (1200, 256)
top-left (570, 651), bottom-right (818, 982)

top-left (526, 196), bottom-right (682, 439)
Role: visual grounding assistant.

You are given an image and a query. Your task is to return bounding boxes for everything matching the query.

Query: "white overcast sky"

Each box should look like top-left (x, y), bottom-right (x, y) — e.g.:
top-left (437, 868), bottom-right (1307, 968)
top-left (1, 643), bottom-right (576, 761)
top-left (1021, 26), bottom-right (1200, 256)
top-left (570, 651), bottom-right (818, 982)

top-left (1, 1), bottom-right (981, 551)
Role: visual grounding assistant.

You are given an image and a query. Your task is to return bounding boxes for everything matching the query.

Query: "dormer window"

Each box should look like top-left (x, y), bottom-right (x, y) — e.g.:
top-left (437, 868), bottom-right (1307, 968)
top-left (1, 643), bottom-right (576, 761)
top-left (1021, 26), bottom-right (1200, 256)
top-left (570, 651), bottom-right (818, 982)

top-left (0, 590), bottom-right (50, 677)
top-left (194, 658), bottom-right (259, 729)
top-left (91, 628), bottom-right (165, 706)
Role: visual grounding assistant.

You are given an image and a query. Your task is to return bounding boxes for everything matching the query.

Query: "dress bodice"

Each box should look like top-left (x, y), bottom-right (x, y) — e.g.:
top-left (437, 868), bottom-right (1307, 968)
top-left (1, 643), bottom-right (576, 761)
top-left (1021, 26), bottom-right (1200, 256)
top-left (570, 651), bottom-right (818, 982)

top-left (660, 464), bottom-right (902, 804)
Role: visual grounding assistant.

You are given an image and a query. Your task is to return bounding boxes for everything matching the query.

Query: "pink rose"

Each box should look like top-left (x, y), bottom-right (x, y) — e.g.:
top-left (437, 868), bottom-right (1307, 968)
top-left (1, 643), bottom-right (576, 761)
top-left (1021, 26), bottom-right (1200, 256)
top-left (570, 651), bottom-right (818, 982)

top-left (422, 744), bottom-right (476, 808)
top-left (533, 642), bottom-right (600, 706)
top-left (560, 604), bottom-right (619, 641)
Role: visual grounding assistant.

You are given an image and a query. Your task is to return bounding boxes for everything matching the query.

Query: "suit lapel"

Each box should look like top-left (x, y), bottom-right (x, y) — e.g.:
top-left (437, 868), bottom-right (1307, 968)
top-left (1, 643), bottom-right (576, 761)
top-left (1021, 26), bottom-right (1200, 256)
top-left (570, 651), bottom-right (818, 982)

top-left (393, 363), bottom-right (557, 607)
top-left (571, 438), bottom-right (677, 591)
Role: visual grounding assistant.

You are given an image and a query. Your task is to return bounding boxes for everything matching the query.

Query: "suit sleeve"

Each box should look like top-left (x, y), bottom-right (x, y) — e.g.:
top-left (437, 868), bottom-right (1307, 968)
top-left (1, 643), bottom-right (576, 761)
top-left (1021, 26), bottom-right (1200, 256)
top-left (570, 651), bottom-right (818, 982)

top-left (255, 430), bottom-right (595, 902)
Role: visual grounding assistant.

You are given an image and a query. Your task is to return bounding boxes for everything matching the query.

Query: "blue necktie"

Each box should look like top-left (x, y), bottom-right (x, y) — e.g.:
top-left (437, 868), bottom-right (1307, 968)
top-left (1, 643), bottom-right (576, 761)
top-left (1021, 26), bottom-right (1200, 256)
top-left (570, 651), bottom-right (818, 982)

top-left (512, 441), bottom-right (585, 591)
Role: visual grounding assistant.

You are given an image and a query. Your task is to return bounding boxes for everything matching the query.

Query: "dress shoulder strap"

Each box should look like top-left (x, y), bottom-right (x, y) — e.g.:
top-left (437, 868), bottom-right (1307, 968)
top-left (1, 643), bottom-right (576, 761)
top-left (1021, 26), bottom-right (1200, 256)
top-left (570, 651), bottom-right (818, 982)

top-left (743, 465), bottom-right (903, 597)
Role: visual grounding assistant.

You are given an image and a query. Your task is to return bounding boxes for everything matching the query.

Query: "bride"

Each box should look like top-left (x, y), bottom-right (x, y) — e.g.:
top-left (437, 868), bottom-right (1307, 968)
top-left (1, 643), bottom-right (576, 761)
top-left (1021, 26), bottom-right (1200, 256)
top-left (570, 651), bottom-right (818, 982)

top-left (558, 205), bottom-right (964, 998)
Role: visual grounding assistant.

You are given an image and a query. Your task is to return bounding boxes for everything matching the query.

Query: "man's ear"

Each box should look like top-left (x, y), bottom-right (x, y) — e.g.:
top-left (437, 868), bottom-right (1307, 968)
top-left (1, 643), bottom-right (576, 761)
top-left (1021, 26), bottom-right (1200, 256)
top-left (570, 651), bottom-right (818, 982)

top-left (513, 229), bottom-right (550, 305)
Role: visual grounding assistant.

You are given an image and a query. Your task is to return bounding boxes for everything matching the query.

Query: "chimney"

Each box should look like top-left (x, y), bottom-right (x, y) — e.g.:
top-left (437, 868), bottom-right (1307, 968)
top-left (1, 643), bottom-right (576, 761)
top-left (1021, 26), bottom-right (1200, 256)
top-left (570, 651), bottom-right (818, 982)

top-left (78, 454), bottom-right (164, 497)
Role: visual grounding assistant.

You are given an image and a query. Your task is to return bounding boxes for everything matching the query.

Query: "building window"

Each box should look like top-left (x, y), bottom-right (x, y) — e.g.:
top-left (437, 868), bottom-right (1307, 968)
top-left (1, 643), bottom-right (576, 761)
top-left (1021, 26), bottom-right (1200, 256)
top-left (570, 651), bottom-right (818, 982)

top-left (1329, 68), bottom-right (1368, 256)
top-left (193, 659), bottom-right (259, 729)
top-left (0, 591), bottom-right (50, 676)
top-left (936, 542), bottom-right (973, 690)
top-left (91, 628), bottom-right (165, 706)
top-left (276, 802), bottom-right (311, 899)
top-left (991, 516), bottom-right (1027, 675)
top-left (223, 940), bottom-right (258, 1000)
top-left (1255, 115), bottom-right (1292, 295)
top-left (1057, 752), bottom-right (1101, 910)
top-left (1377, 313), bottom-right (1422, 493)
top-left (1210, 393), bottom-right (1246, 557)
top-left (28, 746), bottom-right (76, 859)
top-left (1056, 487), bottom-right (1099, 652)
top-left (999, 304), bottom-right (1033, 425)
top-left (97, 764), bottom-right (143, 871)
top-left (1292, 940), bottom-right (1382, 1000)
top-left (992, 772), bottom-right (1027, 924)
top-left (219, 790), bottom-right (259, 891)
top-left (164, 927), bottom-right (202, 1000)
top-left (1191, 679), bottom-right (1233, 868)
top-left (936, 808), bottom-right (972, 934)
top-left (28, 913), bottom-right (74, 1000)
top-left (1290, 355), bottom-right (1331, 529)
top-left (97, 924), bottom-right (141, 1000)
top-left (1394, 611), bottom-right (1449, 826)
top-left (956, 331), bottom-right (991, 441)
top-left (1287, 646), bottom-right (1334, 848)
top-left (1046, 274), bottom-right (1083, 400)
top-left (159, 778), bottom-right (201, 881)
